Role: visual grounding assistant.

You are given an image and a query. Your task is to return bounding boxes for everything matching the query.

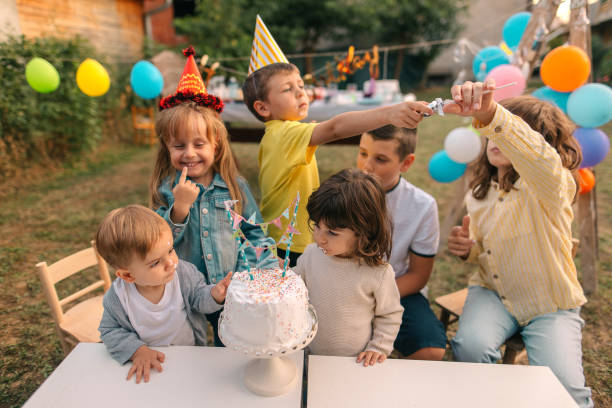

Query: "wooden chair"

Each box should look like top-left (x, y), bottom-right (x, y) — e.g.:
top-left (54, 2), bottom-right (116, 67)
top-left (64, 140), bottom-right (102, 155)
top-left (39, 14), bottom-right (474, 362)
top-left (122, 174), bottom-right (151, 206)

top-left (436, 238), bottom-right (581, 364)
top-left (36, 241), bottom-right (111, 355)
top-left (131, 106), bottom-right (157, 146)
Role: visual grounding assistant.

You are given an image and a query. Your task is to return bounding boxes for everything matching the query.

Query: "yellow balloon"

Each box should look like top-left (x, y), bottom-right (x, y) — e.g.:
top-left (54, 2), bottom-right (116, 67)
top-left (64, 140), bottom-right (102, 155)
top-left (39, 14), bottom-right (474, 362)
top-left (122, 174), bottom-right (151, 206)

top-left (76, 58), bottom-right (110, 97)
top-left (500, 42), bottom-right (513, 56)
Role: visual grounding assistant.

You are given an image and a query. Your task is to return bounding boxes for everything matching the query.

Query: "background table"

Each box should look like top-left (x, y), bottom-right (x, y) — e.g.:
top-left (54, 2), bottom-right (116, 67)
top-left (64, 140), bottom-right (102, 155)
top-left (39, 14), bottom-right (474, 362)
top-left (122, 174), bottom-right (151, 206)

top-left (222, 100), bottom-right (380, 128)
top-left (24, 343), bottom-right (303, 408)
top-left (307, 355), bottom-right (578, 408)
top-left (222, 101), bottom-right (381, 144)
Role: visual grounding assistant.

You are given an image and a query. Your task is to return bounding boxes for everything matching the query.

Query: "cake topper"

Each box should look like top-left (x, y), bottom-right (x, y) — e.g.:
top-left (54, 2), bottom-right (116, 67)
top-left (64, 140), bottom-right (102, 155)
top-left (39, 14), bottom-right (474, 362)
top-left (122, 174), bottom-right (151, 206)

top-left (224, 193), bottom-right (301, 278)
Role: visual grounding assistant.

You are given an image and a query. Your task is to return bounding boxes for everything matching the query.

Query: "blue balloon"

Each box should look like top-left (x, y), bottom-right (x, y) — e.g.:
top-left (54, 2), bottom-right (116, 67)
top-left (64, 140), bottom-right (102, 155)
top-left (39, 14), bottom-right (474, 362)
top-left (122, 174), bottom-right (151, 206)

top-left (130, 61), bottom-right (164, 99)
top-left (472, 47), bottom-right (510, 79)
top-left (567, 83), bottom-right (612, 128)
top-left (532, 86), bottom-right (571, 113)
top-left (573, 128), bottom-right (610, 168)
top-left (503, 12), bottom-right (531, 50)
top-left (428, 150), bottom-right (467, 183)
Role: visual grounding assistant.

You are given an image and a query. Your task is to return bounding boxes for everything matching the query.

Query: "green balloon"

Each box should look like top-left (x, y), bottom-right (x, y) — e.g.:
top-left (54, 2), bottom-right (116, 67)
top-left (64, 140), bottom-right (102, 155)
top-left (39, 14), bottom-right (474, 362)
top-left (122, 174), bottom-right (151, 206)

top-left (25, 57), bottom-right (60, 93)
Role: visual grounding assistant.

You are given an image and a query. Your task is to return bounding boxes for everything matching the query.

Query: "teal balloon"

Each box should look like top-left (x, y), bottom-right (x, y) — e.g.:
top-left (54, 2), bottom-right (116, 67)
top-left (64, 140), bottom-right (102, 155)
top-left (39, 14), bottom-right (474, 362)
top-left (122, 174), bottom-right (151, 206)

top-left (428, 150), bottom-right (467, 183)
top-left (567, 83), bottom-right (612, 128)
top-left (472, 47), bottom-right (510, 79)
top-left (532, 86), bottom-right (571, 113)
top-left (503, 12), bottom-right (531, 50)
top-left (130, 61), bottom-right (164, 99)
top-left (25, 57), bottom-right (60, 93)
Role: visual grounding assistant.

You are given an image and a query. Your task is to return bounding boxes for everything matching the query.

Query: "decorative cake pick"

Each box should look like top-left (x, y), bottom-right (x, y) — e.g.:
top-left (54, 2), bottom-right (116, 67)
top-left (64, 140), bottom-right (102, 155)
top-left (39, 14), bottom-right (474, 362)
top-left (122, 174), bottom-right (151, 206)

top-left (224, 194), bottom-right (301, 279)
top-left (223, 200), bottom-right (252, 277)
top-left (282, 192), bottom-right (300, 276)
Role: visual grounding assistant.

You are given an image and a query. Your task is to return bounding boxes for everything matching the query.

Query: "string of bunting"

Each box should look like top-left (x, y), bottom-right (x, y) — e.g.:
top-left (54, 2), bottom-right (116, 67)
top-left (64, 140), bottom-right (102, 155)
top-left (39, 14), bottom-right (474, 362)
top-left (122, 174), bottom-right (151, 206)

top-left (223, 194), bottom-right (301, 277)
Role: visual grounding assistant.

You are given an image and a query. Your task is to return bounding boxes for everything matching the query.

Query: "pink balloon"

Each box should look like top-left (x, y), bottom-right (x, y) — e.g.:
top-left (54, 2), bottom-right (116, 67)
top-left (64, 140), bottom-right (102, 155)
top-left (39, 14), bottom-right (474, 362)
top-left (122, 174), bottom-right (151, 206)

top-left (485, 64), bottom-right (526, 101)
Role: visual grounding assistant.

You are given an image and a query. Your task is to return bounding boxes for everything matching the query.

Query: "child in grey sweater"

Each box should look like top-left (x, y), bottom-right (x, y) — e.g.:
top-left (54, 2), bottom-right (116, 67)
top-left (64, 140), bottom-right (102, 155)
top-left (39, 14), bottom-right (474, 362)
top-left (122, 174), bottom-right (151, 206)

top-left (96, 205), bottom-right (231, 383)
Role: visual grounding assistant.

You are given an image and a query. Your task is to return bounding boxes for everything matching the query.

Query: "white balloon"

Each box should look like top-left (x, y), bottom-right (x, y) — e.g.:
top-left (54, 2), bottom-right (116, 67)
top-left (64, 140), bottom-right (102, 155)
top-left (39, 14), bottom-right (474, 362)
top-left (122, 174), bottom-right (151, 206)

top-left (444, 127), bottom-right (482, 163)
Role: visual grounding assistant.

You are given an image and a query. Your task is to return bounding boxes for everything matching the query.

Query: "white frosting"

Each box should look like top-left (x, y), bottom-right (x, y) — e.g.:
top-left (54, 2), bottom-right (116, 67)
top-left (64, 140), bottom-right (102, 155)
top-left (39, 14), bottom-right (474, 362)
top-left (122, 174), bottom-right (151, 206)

top-left (220, 268), bottom-right (312, 352)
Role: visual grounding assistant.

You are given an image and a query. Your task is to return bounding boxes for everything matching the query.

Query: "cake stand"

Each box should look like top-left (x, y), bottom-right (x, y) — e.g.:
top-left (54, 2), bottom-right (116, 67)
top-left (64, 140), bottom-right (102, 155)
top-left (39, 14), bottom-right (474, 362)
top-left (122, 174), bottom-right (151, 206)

top-left (218, 304), bottom-right (318, 397)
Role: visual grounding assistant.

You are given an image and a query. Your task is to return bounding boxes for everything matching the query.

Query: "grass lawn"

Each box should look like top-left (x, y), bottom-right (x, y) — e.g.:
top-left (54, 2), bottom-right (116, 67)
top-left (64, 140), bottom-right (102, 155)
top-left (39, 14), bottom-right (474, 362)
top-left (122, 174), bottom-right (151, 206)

top-left (1, 100), bottom-right (610, 407)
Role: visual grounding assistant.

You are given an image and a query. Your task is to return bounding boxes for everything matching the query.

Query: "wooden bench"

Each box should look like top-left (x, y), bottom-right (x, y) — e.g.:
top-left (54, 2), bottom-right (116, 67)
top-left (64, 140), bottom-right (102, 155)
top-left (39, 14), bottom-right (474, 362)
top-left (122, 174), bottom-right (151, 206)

top-left (435, 238), bottom-right (580, 364)
top-left (434, 288), bottom-right (526, 364)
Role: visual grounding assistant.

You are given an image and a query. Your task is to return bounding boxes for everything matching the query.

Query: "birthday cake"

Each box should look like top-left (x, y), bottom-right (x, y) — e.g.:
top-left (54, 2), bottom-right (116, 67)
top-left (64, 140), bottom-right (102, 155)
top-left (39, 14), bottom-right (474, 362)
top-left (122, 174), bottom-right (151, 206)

top-left (219, 268), bottom-right (313, 352)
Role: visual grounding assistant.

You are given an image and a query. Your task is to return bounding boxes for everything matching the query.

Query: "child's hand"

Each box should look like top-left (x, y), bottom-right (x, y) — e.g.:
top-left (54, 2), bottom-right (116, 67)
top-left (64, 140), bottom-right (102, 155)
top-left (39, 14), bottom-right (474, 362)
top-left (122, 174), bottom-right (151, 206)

top-left (443, 80), bottom-right (497, 125)
top-left (127, 345), bottom-right (165, 384)
top-left (171, 167), bottom-right (200, 223)
top-left (448, 215), bottom-right (475, 259)
top-left (356, 350), bottom-right (387, 367)
top-left (388, 101), bottom-right (433, 129)
top-left (211, 271), bottom-right (233, 304)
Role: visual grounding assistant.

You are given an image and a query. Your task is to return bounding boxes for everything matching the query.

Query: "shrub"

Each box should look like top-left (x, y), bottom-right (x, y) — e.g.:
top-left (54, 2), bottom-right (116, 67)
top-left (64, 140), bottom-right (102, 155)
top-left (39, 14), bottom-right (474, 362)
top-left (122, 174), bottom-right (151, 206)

top-left (0, 35), bottom-right (130, 181)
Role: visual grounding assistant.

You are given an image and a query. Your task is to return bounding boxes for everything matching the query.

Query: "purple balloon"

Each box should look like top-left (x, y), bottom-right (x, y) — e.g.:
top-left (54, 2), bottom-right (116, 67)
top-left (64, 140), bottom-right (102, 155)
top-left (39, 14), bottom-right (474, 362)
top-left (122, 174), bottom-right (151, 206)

top-left (573, 128), bottom-right (610, 168)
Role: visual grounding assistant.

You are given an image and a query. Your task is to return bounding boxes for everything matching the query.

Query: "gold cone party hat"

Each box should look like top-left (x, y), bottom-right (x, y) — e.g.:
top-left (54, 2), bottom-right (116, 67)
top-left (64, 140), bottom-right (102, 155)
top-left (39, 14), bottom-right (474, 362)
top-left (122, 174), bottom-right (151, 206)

top-left (248, 15), bottom-right (289, 75)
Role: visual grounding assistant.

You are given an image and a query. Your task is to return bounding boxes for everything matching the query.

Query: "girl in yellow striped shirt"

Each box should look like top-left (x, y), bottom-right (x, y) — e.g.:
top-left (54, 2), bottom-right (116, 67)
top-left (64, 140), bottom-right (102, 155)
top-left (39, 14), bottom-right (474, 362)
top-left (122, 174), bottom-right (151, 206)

top-left (446, 80), bottom-right (592, 408)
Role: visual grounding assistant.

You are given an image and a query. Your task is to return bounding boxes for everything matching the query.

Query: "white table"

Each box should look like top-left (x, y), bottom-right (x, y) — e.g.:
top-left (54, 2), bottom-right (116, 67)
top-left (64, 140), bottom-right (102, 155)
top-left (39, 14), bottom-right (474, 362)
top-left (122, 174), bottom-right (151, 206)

top-left (307, 355), bottom-right (578, 408)
top-left (24, 343), bottom-right (303, 408)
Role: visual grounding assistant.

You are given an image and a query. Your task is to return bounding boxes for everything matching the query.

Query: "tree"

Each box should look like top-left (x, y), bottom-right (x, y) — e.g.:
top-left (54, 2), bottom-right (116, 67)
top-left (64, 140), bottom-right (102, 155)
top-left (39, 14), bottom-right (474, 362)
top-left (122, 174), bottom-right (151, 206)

top-left (175, 0), bottom-right (364, 74)
top-left (174, 0), bottom-right (466, 85)
top-left (173, 0), bottom-right (259, 72)
top-left (367, 0), bottom-right (467, 85)
top-left (260, 1), bottom-right (363, 74)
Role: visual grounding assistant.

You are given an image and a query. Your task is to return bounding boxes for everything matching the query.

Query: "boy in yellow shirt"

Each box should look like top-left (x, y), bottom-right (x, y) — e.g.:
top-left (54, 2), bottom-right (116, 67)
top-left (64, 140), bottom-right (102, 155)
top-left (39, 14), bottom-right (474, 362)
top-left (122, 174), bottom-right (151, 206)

top-left (242, 63), bottom-right (432, 265)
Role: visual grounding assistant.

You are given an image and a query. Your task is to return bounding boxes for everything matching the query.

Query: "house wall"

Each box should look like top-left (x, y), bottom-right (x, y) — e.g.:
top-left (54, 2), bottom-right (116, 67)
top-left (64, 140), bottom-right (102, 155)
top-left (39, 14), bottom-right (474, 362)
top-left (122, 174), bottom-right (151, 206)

top-left (0, 0), bottom-right (22, 40)
top-left (144, 0), bottom-right (185, 46)
top-left (15, 0), bottom-right (145, 61)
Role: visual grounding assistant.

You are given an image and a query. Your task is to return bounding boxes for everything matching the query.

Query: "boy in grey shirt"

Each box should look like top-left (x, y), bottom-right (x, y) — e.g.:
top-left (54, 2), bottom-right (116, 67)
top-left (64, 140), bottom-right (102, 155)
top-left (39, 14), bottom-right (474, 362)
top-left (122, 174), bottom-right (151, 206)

top-left (96, 205), bottom-right (231, 383)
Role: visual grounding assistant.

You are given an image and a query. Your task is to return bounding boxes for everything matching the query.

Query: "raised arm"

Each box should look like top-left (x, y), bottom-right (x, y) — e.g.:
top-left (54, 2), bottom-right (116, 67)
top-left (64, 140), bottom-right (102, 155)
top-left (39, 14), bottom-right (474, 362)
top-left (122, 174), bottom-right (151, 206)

top-left (310, 101), bottom-right (433, 146)
top-left (444, 80), bottom-right (575, 210)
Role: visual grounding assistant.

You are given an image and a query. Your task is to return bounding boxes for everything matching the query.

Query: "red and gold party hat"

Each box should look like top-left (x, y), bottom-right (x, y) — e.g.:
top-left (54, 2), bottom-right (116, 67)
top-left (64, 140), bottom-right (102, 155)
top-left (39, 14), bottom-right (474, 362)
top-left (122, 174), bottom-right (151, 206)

top-left (159, 46), bottom-right (224, 113)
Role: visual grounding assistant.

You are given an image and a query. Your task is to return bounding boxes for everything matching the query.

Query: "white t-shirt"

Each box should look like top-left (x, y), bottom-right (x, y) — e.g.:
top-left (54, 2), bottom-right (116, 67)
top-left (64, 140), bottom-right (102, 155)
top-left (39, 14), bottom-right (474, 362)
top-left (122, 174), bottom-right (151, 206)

top-left (386, 177), bottom-right (439, 278)
top-left (114, 274), bottom-right (195, 346)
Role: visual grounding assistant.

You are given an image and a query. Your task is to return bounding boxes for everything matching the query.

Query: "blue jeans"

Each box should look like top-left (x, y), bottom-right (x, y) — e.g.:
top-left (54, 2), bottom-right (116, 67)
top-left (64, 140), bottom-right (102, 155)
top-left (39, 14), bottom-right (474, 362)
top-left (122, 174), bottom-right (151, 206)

top-left (451, 286), bottom-right (593, 408)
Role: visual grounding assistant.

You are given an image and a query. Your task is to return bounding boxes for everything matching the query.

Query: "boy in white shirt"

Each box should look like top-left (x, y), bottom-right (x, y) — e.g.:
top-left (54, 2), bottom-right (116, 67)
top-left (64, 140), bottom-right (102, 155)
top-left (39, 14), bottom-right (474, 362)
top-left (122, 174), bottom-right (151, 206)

top-left (357, 125), bottom-right (446, 360)
top-left (96, 205), bottom-right (231, 383)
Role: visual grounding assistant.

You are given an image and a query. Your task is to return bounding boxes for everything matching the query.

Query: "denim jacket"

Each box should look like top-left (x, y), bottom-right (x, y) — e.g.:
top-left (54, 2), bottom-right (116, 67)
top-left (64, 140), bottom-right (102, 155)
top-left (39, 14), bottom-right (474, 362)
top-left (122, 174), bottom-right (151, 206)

top-left (155, 171), bottom-right (277, 284)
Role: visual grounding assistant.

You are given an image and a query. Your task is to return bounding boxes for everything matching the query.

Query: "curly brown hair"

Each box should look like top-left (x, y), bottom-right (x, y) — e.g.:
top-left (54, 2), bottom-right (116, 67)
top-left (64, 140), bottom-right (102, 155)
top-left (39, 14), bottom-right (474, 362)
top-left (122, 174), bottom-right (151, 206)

top-left (306, 169), bottom-right (391, 266)
top-left (470, 96), bottom-right (582, 201)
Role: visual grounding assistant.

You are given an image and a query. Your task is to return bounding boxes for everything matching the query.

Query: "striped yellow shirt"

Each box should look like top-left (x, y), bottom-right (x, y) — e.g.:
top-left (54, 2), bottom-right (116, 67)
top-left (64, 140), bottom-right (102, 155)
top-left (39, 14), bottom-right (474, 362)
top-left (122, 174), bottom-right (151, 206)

top-left (465, 105), bottom-right (586, 325)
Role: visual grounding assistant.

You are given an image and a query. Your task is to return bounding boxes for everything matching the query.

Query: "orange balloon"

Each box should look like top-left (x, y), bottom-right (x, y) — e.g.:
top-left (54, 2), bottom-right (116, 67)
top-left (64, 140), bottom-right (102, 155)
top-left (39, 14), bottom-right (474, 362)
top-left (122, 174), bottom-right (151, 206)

top-left (578, 168), bottom-right (595, 194)
top-left (540, 45), bottom-right (590, 92)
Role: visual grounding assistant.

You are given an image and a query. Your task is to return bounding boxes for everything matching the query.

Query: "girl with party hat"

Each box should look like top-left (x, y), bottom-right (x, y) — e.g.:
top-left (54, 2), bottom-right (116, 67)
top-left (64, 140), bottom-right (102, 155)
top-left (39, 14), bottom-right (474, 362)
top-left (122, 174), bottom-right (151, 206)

top-left (150, 47), bottom-right (277, 346)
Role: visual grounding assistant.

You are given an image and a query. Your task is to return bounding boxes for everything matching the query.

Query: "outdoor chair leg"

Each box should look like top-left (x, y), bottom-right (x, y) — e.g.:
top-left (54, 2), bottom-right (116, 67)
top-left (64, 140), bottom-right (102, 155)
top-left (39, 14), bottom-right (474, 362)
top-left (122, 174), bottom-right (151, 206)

top-left (502, 347), bottom-right (518, 364)
top-left (439, 309), bottom-right (451, 330)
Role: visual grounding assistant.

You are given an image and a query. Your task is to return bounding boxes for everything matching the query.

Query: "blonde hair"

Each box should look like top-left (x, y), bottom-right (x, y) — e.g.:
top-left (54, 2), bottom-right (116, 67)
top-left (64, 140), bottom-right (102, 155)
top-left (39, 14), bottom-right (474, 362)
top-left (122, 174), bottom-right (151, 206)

top-left (150, 103), bottom-right (244, 213)
top-left (470, 96), bottom-right (582, 201)
top-left (95, 205), bottom-right (168, 268)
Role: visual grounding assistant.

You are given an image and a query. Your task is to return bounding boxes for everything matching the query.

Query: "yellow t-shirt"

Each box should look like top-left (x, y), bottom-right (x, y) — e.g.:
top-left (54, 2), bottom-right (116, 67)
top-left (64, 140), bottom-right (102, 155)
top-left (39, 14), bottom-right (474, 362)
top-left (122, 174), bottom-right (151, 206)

top-left (258, 120), bottom-right (319, 253)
